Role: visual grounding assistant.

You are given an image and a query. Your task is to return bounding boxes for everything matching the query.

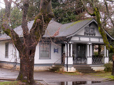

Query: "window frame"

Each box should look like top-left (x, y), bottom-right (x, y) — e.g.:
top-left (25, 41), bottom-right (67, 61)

top-left (5, 42), bottom-right (9, 58)
top-left (39, 42), bottom-right (51, 59)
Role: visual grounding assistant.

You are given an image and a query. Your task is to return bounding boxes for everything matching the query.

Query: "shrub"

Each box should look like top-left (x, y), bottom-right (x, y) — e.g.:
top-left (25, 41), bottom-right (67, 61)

top-left (104, 63), bottom-right (112, 72)
top-left (109, 53), bottom-right (114, 61)
top-left (49, 65), bottom-right (62, 72)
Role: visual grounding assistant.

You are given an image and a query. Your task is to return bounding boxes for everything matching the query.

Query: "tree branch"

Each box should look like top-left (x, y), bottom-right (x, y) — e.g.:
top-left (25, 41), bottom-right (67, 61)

top-left (2, 24), bottom-right (23, 55)
top-left (93, 7), bottom-right (112, 50)
top-left (30, 0), bottom-right (54, 42)
top-left (81, 0), bottom-right (95, 16)
top-left (21, 0), bottom-right (30, 46)
top-left (104, 0), bottom-right (114, 27)
top-left (4, 0), bottom-right (12, 18)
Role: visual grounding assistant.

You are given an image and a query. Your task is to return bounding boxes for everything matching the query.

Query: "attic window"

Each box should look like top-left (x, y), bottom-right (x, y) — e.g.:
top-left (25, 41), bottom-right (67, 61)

top-left (84, 27), bottom-right (95, 36)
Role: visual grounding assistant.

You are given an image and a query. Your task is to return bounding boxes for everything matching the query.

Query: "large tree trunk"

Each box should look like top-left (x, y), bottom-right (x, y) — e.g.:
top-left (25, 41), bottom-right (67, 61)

top-left (2, 0), bottom-right (54, 85)
top-left (112, 61), bottom-right (114, 76)
top-left (17, 47), bottom-right (36, 85)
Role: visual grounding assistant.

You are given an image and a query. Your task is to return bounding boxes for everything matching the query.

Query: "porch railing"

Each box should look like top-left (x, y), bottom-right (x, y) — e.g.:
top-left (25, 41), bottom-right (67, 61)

top-left (74, 57), bottom-right (87, 64)
top-left (92, 57), bottom-right (104, 64)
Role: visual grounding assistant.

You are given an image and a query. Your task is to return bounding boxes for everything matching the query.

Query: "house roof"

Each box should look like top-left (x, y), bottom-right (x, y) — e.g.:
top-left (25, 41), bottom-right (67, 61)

top-left (104, 30), bottom-right (114, 40)
top-left (0, 18), bottom-right (114, 41)
top-left (44, 19), bottom-right (94, 37)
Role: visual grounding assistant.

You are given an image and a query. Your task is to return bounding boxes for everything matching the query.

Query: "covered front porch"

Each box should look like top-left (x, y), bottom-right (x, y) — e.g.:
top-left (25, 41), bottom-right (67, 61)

top-left (63, 42), bottom-right (109, 72)
top-left (64, 43), bottom-right (109, 64)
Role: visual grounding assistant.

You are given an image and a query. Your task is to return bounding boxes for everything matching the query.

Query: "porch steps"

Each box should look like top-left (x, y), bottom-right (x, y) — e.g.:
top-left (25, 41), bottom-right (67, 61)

top-left (74, 65), bottom-right (95, 73)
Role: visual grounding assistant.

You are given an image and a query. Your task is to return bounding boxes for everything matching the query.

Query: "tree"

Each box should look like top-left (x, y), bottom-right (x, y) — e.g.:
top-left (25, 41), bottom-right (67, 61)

top-left (10, 7), bottom-right (22, 28)
top-left (53, 0), bottom-right (86, 24)
top-left (81, 0), bottom-right (114, 75)
top-left (1, 0), bottom-right (54, 84)
top-left (0, 7), bottom-right (22, 29)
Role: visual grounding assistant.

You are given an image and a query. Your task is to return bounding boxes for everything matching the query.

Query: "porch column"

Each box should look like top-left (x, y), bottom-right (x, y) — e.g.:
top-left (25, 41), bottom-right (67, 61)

top-left (71, 43), bottom-right (73, 57)
top-left (64, 43), bottom-right (74, 72)
top-left (67, 43), bottom-right (73, 65)
top-left (68, 43), bottom-right (70, 56)
top-left (104, 46), bottom-right (109, 64)
top-left (87, 44), bottom-right (92, 64)
top-left (104, 46), bottom-right (106, 57)
top-left (65, 43), bottom-right (73, 65)
top-left (65, 43), bottom-right (67, 56)
top-left (107, 50), bottom-right (109, 57)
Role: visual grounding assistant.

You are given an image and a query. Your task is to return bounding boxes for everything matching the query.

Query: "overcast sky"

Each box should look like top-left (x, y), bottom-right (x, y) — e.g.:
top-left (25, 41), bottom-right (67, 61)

top-left (0, 0), bottom-right (5, 9)
top-left (0, 0), bottom-right (113, 9)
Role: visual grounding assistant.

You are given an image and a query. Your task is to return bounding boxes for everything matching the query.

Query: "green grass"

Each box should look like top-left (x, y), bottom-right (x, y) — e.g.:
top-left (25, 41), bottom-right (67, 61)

top-left (61, 71), bottom-right (112, 79)
top-left (0, 81), bottom-right (20, 85)
top-left (63, 72), bottom-right (80, 75)
top-left (88, 72), bottom-right (111, 78)
top-left (57, 71), bottom-right (82, 75)
top-left (0, 81), bottom-right (43, 85)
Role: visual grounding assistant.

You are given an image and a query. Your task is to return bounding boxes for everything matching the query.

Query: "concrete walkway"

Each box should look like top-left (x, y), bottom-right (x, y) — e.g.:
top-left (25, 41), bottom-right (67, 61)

top-left (0, 68), bottom-right (114, 85)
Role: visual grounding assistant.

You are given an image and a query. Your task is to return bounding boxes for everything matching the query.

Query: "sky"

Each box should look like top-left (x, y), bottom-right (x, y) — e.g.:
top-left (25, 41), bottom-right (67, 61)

top-left (0, 0), bottom-right (5, 9)
top-left (0, 0), bottom-right (113, 9)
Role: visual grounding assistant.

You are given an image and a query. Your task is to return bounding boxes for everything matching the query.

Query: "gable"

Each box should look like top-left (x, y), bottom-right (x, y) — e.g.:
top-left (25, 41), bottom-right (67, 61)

top-left (76, 21), bottom-right (101, 37)
top-left (70, 20), bottom-right (104, 44)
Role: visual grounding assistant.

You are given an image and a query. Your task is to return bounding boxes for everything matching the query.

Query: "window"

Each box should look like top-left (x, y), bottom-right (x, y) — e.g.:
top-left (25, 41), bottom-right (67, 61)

top-left (84, 26), bottom-right (95, 36)
top-left (39, 42), bottom-right (51, 59)
top-left (5, 43), bottom-right (9, 58)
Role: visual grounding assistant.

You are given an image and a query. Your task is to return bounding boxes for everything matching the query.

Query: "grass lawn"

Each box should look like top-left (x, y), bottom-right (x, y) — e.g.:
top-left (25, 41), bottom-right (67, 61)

top-left (63, 72), bottom-right (80, 75)
top-left (0, 81), bottom-right (43, 85)
top-left (88, 72), bottom-right (112, 78)
top-left (0, 81), bottom-right (21, 85)
top-left (59, 71), bottom-right (114, 80)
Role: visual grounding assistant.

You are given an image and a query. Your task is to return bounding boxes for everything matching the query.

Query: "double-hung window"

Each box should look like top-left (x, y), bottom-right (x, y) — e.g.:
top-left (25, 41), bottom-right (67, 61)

top-left (39, 42), bottom-right (51, 59)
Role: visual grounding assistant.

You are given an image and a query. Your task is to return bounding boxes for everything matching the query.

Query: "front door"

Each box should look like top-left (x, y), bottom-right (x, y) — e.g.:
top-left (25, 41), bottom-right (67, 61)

top-left (75, 44), bottom-right (87, 64)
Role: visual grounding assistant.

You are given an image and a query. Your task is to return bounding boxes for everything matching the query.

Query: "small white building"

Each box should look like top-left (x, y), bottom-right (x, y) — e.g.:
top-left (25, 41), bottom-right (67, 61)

top-left (0, 19), bottom-right (113, 72)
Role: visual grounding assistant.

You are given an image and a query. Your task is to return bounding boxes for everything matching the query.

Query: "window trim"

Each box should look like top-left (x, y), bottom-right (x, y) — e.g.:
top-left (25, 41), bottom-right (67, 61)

top-left (39, 42), bottom-right (51, 59)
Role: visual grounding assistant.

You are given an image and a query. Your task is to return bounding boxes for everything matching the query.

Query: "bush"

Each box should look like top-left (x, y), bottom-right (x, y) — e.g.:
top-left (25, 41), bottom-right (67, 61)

top-left (49, 65), bottom-right (62, 72)
top-left (109, 53), bottom-right (114, 61)
top-left (104, 63), bottom-right (112, 72)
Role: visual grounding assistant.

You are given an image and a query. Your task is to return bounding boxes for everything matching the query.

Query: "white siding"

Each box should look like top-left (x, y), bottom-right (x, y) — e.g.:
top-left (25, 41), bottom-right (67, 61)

top-left (71, 37), bottom-right (79, 41)
top-left (0, 41), bottom-right (19, 62)
top-left (34, 42), bottom-right (61, 64)
top-left (0, 41), bottom-right (61, 64)
top-left (0, 42), bottom-right (5, 61)
top-left (90, 38), bottom-right (99, 42)
top-left (80, 37), bottom-right (89, 41)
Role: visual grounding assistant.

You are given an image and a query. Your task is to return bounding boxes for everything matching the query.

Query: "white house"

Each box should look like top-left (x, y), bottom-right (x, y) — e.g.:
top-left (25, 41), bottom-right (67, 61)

top-left (0, 19), bottom-right (113, 72)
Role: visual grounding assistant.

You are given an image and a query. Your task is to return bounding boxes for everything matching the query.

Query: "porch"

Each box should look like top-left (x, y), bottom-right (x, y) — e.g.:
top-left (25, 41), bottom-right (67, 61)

top-left (63, 43), bottom-right (109, 65)
top-left (62, 43), bottom-right (109, 72)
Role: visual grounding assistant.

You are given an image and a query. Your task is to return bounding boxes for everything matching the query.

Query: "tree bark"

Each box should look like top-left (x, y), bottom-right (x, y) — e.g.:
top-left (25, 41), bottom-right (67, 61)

top-left (112, 61), bottom-right (114, 75)
top-left (17, 47), bottom-right (36, 85)
top-left (2, 0), bottom-right (54, 85)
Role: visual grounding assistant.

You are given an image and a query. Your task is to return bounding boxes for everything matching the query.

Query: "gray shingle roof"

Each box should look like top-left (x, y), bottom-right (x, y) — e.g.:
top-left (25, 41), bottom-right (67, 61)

top-left (0, 19), bottom-right (94, 41)
top-left (56, 19), bottom-right (92, 37)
